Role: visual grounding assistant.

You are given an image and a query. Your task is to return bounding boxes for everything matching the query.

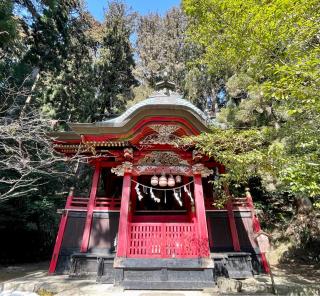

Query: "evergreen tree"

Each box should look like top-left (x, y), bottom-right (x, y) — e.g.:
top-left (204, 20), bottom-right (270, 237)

top-left (135, 7), bottom-right (214, 110)
top-left (36, 11), bottom-right (99, 122)
top-left (0, 0), bottom-right (94, 261)
top-left (95, 0), bottom-right (138, 117)
top-left (0, 0), bottom-right (18, 80)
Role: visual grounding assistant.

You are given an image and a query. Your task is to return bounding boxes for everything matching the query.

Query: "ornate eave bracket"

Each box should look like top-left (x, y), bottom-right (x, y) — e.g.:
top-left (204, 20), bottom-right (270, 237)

top-left (81, 135), bottom-right (96, 155)
top-left (192, 150), bottom-right (204, 162)
top-left (111, 161), bottom-right (133, 176)
top-left (192, 164), bottom-right (213, 178)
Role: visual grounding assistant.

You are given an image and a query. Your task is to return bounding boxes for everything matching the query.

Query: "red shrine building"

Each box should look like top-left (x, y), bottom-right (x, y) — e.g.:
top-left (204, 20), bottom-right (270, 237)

top-left (48, 88), bottom-right (269, 289)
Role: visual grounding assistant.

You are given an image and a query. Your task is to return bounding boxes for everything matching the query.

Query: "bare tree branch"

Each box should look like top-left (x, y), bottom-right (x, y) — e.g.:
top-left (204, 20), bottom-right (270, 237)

top-left (0, 85), bottom-right (85, 202)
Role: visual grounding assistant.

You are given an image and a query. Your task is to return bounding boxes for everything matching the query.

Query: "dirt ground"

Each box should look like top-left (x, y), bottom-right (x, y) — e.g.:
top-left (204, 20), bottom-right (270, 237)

top-left (0, 262), bottom-right (49, 283)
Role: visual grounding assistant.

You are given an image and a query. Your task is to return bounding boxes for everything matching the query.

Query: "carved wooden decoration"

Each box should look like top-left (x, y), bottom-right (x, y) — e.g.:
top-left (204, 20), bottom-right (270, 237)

top-left (137, 151), bottom-right (189, 166)
top-left (192, 164), bottom-right (213, 177)
top-left (134, 165), bottom-right (191, 176)
top-left (192, 150), bottom-right (203, 162)
top-left (111, 161), bottom-right (133, 176)
top-left (124, 148), bottom-right (134, 160)
top-left (140, 124), bottom-right (180, 145)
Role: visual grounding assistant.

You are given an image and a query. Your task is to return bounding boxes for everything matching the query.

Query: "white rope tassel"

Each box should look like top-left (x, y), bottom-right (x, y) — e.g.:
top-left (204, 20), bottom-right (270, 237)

top-left (173, 189), bottom-right (183, 207)
top-left (143, 186), bottom-right (148, 194)
top-left (135, 183), bottom-right (143, 201)
top-left (150, 188), bottom-right (161, 203)
top-left (184, 185), bottom-right (194, 205)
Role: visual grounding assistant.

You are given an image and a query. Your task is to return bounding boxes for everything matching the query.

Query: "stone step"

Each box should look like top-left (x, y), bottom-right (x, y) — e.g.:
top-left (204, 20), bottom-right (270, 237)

top-left (122, 281), bottom-right (216, 290)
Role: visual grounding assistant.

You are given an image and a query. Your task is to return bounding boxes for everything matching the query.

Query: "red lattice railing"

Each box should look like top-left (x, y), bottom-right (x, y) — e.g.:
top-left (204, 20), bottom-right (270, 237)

top-left (127, 222), bottom-right (205, 258)
top-left (95, 197), bottom-right (121, 209)
top-left (65, 195), bottom-right (120, 210)
top-left (67, 196), bottom-right (89, 209)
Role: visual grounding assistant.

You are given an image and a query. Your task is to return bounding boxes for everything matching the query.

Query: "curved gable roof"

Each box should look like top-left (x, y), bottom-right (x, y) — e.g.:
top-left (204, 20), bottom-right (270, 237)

top-left (100, 93), bottom-right (209, 128)
top-left (67, 93), bottom-right (212, 137)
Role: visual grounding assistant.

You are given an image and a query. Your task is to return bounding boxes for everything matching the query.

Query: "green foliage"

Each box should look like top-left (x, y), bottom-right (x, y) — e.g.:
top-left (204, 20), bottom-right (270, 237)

top-left (36, 289), bottom-right (54, 296)
top-left (30, 2), bottom-right (99, 121)
top-left (95, 0), bottom-right (138, 116)
top-left (183, 128), bottom-right (269, 189)
top-left (0, 0), bottom-right (17, 61)
top-left (135, 7), bottom-right (213, 110)
top-left (136, 8), bottom-right (187, 89)
top-left (5, 0), bottom-right (138, 122)
top-left (126, 84), bottom-right (154, 108)
top-left (183, 0), bottom-right (320, 199)
top-left (0, 0), bottom-right (141, 262)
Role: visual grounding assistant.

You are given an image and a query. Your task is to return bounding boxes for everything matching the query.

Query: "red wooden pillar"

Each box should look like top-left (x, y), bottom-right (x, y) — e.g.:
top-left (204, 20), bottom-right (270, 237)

top-left (129, 176), bottom-right (137, 222)
top-left (116, 171), bottom-right (132, 257)
top-left (246, 188), bottom-right (270, 273)
top-left (193, 173), bottom-right (210, 257)
top-left (183, 176), bottom-right (195, 222)
top-left (80, 164), bottom-right (101, 252)
top-left (48, 188), bottom-right (74, 274)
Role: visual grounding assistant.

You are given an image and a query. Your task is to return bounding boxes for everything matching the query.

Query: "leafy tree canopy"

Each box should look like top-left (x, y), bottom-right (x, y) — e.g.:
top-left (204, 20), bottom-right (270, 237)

top-left (183, 0), bottom-right (320, 200)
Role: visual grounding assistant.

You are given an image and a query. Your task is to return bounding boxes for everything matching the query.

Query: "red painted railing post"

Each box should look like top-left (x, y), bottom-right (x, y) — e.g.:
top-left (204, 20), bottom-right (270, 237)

top-left (116, 170), bottom-right (132, 257)
top-left (193, 173), bottom-right (210, 257)
top-left (80, 164), bottom-right (101, 252)
top-left (246, 188), bottom-right (270, 273)
top-left (246, 188), bottom-right (261, 232)
top-left (48, 210), bottom-right (68, 274)
top-left (48, 187), bottom-right (75, 273)
top-left (65, 187), bottom-right (74, 208)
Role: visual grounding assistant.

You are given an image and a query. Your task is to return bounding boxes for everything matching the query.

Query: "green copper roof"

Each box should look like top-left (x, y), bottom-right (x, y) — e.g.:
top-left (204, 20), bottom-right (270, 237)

top-left (65, 91), bottom-right (220, 136)
top-left (99, 92), bottom-right (210, 127)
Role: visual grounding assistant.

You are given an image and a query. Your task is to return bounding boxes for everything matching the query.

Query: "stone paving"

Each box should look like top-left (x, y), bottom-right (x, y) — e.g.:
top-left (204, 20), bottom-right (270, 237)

top-left (0, 262), bottom-right (319, 295)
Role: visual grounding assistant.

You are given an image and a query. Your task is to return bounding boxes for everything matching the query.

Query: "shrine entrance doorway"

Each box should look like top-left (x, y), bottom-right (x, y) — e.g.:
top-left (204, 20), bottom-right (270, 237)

top-left (126, 175), bottom-right (201, 258)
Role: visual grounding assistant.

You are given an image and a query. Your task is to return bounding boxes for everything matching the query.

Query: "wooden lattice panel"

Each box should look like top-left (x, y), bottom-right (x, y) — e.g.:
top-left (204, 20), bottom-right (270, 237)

top-left (165, 224), bottom-right (198, 257)
top-left (127, 223), bottom-right (199, 258)
top-left (128, 224), bottom-right (162, 257)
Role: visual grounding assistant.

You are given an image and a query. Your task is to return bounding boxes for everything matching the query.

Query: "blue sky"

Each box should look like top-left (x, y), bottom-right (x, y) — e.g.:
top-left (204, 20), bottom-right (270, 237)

top-left (86, 0), bottom-right (181, 21)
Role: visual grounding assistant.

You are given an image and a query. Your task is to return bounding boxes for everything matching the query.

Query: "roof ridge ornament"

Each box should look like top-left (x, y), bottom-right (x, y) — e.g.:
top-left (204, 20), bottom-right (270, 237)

top-left (154, 71), bottom-right (178, 96)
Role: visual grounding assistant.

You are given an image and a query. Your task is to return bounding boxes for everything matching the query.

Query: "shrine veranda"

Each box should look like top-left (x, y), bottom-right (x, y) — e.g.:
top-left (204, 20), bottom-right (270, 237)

top-left (48, 91), bottom-right (269, 289)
